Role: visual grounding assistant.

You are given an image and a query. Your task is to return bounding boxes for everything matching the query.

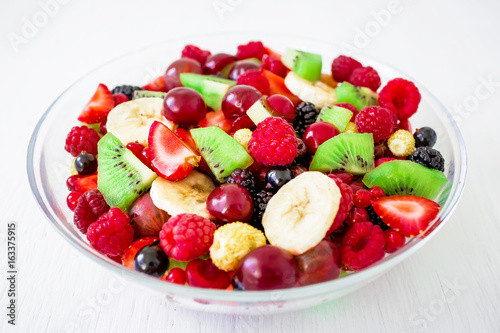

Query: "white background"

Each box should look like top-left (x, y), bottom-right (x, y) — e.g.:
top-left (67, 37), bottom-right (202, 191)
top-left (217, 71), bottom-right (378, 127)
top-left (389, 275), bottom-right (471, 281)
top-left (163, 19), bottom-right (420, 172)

top-left (1, 0), bottom-right (500, 332)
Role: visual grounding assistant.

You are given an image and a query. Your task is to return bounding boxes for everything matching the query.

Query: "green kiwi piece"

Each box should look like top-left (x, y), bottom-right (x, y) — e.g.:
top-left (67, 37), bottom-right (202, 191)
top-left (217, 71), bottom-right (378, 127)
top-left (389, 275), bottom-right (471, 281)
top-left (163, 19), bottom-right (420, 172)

top-left (316, 106), bottom-right (353, 132)
top-left (97, 133), bottom-right (157, 212)
top-left (362, 160), bottom-right (449, 200)
top-left (133, 90), bottom-right (167, 99)
top-left (281, 49), bottom-right (322, 82)
top-left (180, 73), bottom-right (236, 110)
top-left (309, 133), bottom-right (374, 175)
top-left (335, 82), bottom-right (378, 111)
top-left (190, 126), bottom-right (254, 182)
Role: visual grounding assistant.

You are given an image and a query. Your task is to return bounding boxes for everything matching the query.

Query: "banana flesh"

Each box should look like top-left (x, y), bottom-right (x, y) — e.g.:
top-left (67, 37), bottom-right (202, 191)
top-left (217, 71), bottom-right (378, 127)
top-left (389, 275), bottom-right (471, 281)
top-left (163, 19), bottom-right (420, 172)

top-left (284, 72), bottom-right (337, 109)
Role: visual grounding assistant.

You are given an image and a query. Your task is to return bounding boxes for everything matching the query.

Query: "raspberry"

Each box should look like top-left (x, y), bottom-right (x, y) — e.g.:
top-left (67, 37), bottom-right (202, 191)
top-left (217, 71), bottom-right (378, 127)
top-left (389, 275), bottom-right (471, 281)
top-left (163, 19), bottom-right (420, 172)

top-left (407, 146), bottom-right (445, 172)
top-left (331, 55), bottom-right (362, 82)
top-left (65, 126), bottom-right (100, 157)
top-left (293, 102), bottom-right (320, 136)
top-left (87, 207), bottom-right (134, 256)
top-left (248, 117), bottom-right (298, 166)
top-left (159, 214), bottom-right (216, 262)
top-left (355, 106), bottom-right (396, 142)
top-left (261, 54), bottom-right (289, 78)
top-left (226, 168), bottom-right (257, 195)
top-left (340, 221), bottom-right (385, 270)
top-left (237, 69), bottom-right (270, 95)
top-left (181, 44), bottom-right (211, 65)
top-left (326, 175), bottom-right (353, 234)
top-left (387, 129), bottom-right (415, 157)
top-left (379, 78), bottom-right (421, 120)
top-left (335, 103), bottom-right (358, 121)
top-left (111, 85), bottom-right (141, 100)
top-left (209, 222), bottom-right (266, 271)
top-left (73, 190), bottom-right (110, 234)
top-left (252, 190), bottom-right (274, 228)
top-left (384, 229), bottom-right (406, 253)
top-left (348, 66), bottom-right (381, 92)
top-left (366, 205), bottom-right (389, 231)
top-left (236, 41), bottom-right (267, 61)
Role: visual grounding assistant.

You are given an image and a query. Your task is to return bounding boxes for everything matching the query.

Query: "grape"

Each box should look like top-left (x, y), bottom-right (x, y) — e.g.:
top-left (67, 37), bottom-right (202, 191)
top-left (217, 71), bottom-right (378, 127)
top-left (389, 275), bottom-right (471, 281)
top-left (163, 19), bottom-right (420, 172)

top-left (296, 240), bottom-right (341, 286)
top-left (266, 95), bottom-right (295, 123)
top-left (206, 184), bottom-right (253, 223)
top-left (74, 152), bottom-right (97, 175)
top-left (302, 122), bottom-right (340, 154)
top-left (129, 192), bottom-right (169, 238)
top-left (162, 87), bottom-right (207, 125)
top-left (186, 259), bottom-right (231, 289)
top-left (228, 60), bottom-right (260, 80)
top-left (134, 240), bottom-right (170, 277)
top-left (163, 58), bottom-right (202, 92)
top-left (203, 53), bottom-right (235, 75)
top-left (265, 168), bottom-right (293, 190)
top-left (221, 85), bottom-right (262, 119)
top-left (234, 245), bottom-right (298, 290)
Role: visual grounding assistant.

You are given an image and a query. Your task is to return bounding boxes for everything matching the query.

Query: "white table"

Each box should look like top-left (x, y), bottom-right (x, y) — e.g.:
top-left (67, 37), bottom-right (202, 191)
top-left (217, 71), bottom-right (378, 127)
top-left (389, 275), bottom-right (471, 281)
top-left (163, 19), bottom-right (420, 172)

top-left (1, 0), bottom-right (499, 332)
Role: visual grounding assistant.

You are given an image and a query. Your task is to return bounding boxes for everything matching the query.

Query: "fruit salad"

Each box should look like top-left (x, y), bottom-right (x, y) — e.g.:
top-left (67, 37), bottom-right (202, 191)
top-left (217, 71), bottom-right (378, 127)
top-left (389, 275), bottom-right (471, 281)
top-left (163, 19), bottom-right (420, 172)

top-left (63, 41), bottom-right (449, 291)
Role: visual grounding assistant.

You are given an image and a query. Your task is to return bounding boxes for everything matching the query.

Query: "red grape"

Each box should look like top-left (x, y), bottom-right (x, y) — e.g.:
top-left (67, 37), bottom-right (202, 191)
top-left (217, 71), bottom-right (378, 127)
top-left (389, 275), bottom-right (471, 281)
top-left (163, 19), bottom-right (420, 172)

top-left (302, 122), bottom-right (340, 154)
top-left (266, 95), bottom-right (295, 123)
top-left (206, 184), bottom-right (253, 223)
top-left (221, 85), bottom-right (262, 119)
top-left (129, 192), bottom-right (169, 238)
top-left (203, 53), bottom-right (235, 75)
top-left (163, 58), bottom-right (202, 92)
top-left (162, 87), bottom-right (207, 125)
top-left (228, 60), bottom-right (261, 80)
top-left (296, 240), bottom-right (341, 286)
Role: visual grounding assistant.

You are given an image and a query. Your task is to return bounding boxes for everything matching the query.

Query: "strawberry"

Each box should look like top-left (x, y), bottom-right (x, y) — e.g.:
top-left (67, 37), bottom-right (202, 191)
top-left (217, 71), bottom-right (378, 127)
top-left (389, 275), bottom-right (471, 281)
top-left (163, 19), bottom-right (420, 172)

top-left (198, 110), bottom-right (233, 134)
top-left (262, 69), bottom-right (301, 106)
top-left (148, 121), bottom-right (200, 181)
top-left (142, 75), bottom-right (167, 92)
top-left (77, 84), bottom-right (114, 124)
top-left (67, 174), bottom-right (98, 192)
top-left (372, 195), bottom-right (440, 237)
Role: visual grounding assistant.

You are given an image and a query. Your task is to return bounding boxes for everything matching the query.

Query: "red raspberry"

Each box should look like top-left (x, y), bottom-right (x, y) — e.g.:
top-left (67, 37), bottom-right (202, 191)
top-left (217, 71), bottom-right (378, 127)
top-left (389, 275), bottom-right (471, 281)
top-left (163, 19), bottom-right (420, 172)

top-left (355, 106), bottom-right (396, 142)
top-left (65, 126), bottom-right (100, 157)
top-left (237, 69), bottom-right (270, 95)
top-left (159, 214), bottom-right (216, 262)
top-left (87, 207), bottom-right (134, 256)
top-left (340, 221), bottom-right (385, 270)
top-left (384, 229), bottom-right (406, 253)
top-left (181, 44), bottom-right (211, 65)
top-left (248, 117), bottom-right (298, 166)
top-left (348, 66), bottom-right (381, 92)
top-left (378, 78), bottom-right (421, 120)
top-left (236, 41), bottom-right (268, 61)
top-left (327, 175), bottom-right (354, 234)
top-left (261, 54), bottom-right (289, 78)
top-left (335, 102), bottom-right (358, 121)
top-left (331, 55), bottom-right (362, 82)
top-left (73, 190), bottom-right (110, 234)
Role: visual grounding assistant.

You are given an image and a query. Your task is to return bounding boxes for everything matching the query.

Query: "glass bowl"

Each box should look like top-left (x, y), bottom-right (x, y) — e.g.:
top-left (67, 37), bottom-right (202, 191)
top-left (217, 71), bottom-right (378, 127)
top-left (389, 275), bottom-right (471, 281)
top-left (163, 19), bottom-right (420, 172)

top-left (27, 33), bottom-right (467, 314)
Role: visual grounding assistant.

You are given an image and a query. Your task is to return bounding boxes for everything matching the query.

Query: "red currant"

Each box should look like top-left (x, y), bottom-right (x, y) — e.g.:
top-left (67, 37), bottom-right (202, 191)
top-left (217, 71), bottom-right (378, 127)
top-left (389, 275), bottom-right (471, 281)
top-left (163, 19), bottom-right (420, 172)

top-left (369, 186), bottom-right (385, 199)
top-left (384, 229), bottom-right (406, 253)
top-left (66, 191), bottom-right (83, 211)
top-left (353, 189), bottom-right (372, 208)
top-left (346, 207), bottom-right (369, 226)
top-left (163, 267), bottom-right (187, 285)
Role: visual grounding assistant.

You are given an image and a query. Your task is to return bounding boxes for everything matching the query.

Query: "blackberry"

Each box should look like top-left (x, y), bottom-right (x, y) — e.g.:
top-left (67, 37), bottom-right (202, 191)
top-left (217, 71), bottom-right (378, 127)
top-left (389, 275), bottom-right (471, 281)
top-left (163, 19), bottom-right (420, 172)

top-left (226, 169), bottom-right (257, 194)
top-left (366, 205), bottom-right (389, 231)
top-left (407, 146), bottom-right (445, 172)
top-left (293, 102), bottom-right (320, 136)
top-left (111, 85), bottom-right (142, 100)
top-left (251, 190), bottom-right (274, 230)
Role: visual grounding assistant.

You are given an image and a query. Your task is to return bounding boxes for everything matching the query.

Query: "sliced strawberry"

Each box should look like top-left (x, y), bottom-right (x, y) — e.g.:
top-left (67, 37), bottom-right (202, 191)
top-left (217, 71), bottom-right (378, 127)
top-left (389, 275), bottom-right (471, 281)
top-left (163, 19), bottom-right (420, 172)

top-left (174, 128), bottom-right (197, 151)
top-left (74, 174), bottom-right (98, 192)
top-left (78, 84), bottom-right (114, 124)
top-left (198, 110), bottom-right (233, 134)
top-left (264, 47), bottom-right (282, 59)
top-left (262, 69), bottom-right (301, 106)
top-left (142, 75), bottom-right (167, 92)
top-left (148, 121), bottom-right (200, 181)
top-left (372, 195), bottom-right (440, 237)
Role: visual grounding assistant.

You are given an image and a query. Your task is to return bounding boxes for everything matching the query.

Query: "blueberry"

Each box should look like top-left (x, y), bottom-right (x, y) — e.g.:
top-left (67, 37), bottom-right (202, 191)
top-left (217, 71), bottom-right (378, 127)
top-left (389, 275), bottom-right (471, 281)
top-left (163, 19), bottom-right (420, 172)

top-left (265, 168), bottom-right (293, 190)
top-left (413, 127), bottom-right (437, 148)
top-left (74, 152), bottom-right (97, 175)
top-left (133, 241), bottom-right (169, 277)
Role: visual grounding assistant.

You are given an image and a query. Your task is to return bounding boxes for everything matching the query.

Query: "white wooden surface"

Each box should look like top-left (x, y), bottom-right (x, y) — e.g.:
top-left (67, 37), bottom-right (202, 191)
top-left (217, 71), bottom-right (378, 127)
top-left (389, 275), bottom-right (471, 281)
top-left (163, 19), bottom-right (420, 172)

top-left (1, 0), bottom-right (500, 332)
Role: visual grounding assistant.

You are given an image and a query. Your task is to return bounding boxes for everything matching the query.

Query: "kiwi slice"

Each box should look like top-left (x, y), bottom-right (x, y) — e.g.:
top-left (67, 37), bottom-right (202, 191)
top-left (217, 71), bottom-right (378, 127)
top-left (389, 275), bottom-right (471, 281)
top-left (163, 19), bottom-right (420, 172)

top-left (309, 133), bottom-right (374, 175)
top-left (316, 106), bottom-right (353, 132)
top-left (282, 49), bottom-right (322, 82)
top-left (133, 90), bottom-right (167, 99)
top-left (335, 82), bottom-right (378, 111)
top-left (246, 96), bottom-right (279, 125)
top-left (190, 126), bottom-right (254, 182)
top-left (180, 73), bottom-right (236, 110)
top-left (362, 160), bottom-right (449, 200)
top-left (97, 133), bottom-right (158, 212)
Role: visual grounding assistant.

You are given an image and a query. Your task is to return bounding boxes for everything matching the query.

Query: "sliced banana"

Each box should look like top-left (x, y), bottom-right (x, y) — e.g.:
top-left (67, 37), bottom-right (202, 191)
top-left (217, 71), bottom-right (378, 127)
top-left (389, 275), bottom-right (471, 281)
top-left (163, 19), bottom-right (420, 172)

top-left (262, 171), bottom-right (341, 255)
top-left (284, 72), bottom-right (337, 109)
top-left (149, 170), bottom-right (215, 220)
top-left (106, 98), bottom-right (176, 146)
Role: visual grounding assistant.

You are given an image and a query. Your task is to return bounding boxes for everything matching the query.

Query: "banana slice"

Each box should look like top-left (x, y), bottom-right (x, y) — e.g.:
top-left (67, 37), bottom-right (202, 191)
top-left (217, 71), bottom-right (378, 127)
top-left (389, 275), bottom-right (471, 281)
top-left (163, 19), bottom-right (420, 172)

top-left (262, 171), bottom-right (341, 255)
top-left (284, 72), bottom-right (337, 108)
top-left (106, 98), bottom-right (176, 146)
top-left (149, 170), bottom-right (215, 220)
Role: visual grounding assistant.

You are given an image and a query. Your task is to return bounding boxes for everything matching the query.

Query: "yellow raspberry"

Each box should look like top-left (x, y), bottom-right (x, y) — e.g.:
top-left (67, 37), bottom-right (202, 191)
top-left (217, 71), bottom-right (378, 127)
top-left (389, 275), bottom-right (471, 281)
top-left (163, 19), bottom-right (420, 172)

top-left (210, 222), bottom-right (266, 272)
top-left (387, 129), bottom-right (415, 157)
top-left (232, 128), bottom-right (252, 151)
top-left (343, 122), bottom-right (359, 134)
